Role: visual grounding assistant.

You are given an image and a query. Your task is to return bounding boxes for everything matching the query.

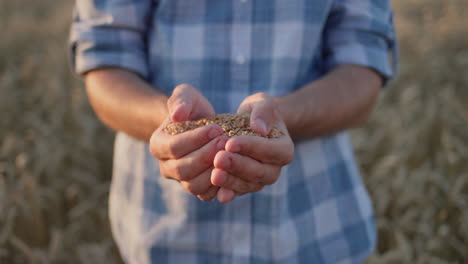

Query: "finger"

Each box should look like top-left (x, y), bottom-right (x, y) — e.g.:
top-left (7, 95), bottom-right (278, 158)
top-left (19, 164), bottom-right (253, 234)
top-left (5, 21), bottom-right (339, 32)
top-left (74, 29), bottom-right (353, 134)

top-left (179, 167), bottom-right (213, 195)
top-left (211, 168), bottom-right (264, 194)
top-left (150, 124), bottom-right (224, 160)
top-left (236, 92), bottom-right (271, 115)
top-left (197, 185), bottom-right (219, 201)
top-left (250, 101), bottom-right (279, 136)
top-left (167, 84), bottom-right (194, 121)
top-left (169, 101), bottom-right (191, 123)
top-left (213, 151), bottom-right (280, 185)
top-left (225, 134), bottom-right (294, 165)
top-left (237, 102), bottom-right (252, 116)
top-left (237, 93), bottom-right (278, 136)
top-left (168, 84), bottom-right (215, 122)
top-left (161, 136), bottom-right (228, 181)
top-left (217, 188), bottom-right (236, 203)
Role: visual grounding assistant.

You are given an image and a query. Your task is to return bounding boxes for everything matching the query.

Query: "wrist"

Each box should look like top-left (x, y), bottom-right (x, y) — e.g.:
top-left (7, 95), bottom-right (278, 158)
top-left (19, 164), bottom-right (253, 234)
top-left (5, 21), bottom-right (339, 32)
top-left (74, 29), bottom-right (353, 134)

top-left (273, 92), bottom-right (319, 139)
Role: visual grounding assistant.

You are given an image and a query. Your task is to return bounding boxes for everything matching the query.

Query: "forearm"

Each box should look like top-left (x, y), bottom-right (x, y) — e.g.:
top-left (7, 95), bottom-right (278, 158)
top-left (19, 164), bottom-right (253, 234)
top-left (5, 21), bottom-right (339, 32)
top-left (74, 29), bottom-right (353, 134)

top-left (276, 65), bottom-right (382, 140)
top-left (84, 68), bottom-right (169, 141)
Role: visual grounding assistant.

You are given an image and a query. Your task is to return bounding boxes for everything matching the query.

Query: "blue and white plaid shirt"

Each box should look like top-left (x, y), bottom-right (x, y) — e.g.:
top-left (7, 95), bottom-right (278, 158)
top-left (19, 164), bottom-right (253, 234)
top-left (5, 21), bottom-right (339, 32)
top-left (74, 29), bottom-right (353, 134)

top-left (70, 0), bottom-right (396, 263)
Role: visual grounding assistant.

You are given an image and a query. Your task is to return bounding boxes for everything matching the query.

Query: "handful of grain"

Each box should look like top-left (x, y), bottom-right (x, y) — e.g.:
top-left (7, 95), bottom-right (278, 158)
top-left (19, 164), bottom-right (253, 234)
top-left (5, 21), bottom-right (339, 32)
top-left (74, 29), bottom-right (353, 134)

top-left (163, 113), bottom-right (284, 138)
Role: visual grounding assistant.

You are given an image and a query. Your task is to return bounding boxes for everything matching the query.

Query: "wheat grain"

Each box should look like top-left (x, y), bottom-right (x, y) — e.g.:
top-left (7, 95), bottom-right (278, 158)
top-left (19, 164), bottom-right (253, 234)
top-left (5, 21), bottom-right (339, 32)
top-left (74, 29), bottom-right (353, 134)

top-left (163, 113), bottom-right (285, 138)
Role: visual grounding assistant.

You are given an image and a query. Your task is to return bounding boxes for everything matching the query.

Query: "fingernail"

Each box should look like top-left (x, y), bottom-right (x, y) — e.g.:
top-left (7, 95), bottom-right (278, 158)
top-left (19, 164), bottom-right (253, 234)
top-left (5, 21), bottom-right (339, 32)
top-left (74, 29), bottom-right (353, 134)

top-left (255, 119), bottom-right (267, 135)
top-left (212, 170), bottom-right (227, 186)
top-left (208, 128), bottom-right (221, 139)
top-left (171, 103), bottom-right (185, 121)
top-left (172, 102), bottom-right (183, 113)
top-left (217, 188), bottom-right (235, 203)
top-left (230, 144), bottom-right (241, 153)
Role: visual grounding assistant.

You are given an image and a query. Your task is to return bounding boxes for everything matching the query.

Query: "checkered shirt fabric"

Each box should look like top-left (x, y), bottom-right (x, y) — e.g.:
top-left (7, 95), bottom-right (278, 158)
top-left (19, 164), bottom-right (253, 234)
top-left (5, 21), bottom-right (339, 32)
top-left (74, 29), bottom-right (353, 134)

top-left (70, 0), bottom-right (397, 263)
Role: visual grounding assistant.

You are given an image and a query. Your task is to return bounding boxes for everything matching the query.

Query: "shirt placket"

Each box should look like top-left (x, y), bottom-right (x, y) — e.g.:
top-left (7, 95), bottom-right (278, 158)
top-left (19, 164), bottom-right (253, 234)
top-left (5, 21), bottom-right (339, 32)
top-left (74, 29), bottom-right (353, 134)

top-left (229, 198), bottom-right (253, 264)
top-left (230, 0), bottom-right (252, 93)
top-left (229, 3), bottom-right (253, 264)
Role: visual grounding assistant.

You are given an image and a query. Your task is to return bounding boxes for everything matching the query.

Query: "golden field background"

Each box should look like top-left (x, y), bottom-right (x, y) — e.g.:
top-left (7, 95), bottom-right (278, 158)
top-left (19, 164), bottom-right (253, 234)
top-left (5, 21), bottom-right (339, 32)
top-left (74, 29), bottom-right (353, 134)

top-left (0, 0), bottom-right (467, 263)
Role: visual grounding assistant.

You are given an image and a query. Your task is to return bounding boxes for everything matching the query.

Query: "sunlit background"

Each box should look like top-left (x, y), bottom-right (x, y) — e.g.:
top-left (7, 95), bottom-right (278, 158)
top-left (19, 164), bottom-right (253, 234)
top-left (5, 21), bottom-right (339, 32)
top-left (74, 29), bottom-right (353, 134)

top-left (1, 0), bottom-right (467, 263)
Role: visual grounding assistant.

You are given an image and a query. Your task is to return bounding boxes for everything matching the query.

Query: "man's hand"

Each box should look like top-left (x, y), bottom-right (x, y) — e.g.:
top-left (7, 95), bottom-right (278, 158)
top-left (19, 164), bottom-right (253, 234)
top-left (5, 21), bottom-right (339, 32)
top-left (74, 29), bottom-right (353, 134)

top-left (211, 93), bottom-right (294, 203)
top-left (149, 84), bottom-right (226, 201)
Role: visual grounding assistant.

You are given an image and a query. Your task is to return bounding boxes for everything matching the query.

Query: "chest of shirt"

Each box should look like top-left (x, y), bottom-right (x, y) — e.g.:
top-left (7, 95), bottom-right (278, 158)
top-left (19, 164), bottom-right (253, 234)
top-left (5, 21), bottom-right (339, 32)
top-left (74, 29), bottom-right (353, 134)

top-left (147, 0), bottom-right (331, 97)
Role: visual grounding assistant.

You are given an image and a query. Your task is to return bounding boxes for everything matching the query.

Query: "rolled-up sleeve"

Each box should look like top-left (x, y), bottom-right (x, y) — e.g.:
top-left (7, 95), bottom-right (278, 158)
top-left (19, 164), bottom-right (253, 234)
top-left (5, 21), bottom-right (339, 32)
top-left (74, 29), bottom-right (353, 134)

top-left (323, 0), bottom-right (397, 82)
top-left (69, 0), bottom-right (154, 78)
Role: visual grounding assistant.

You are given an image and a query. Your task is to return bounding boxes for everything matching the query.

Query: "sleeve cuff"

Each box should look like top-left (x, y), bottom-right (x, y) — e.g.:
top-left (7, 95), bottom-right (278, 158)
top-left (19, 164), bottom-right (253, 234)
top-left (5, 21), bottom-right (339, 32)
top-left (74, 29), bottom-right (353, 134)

top-left (323, 32), bottom-right (398, 86)
top-left (69, 26), bottom-right (149, 79)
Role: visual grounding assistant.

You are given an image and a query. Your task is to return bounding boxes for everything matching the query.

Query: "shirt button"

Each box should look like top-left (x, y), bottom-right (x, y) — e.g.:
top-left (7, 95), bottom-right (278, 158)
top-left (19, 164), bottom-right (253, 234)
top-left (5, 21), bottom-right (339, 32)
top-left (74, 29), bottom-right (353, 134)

top-left (236, 55), bottom-right (246, 65)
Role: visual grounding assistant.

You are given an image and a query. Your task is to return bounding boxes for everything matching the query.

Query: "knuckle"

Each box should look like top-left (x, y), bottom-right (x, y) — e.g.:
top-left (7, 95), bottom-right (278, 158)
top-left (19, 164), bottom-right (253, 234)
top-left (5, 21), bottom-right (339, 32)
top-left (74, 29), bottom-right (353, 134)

top-left (265, 177), bottom-right (277, 185)
top-left (161, 170), bottom-right (171, 180)
top-left (284, 146), bottom-right (295, 165)
top-left (228, 138), bottom-right (245, 153)
top-left (249, 183), bottom-right (261, 193)
top-left (283, 155), bottom-right (294, 165)
top-left (149, 144), bottom-right (158, 158)
top-left (176, 83), bottom-right (191, 90)
top-left (166, 143), bottom-right (180, 159)
top-left (236, 181), bottom-right (251, 193)
top-left (171, 164), bottom-right (187, 181)
top-left (278, 144), bottom-right (295, 165)
top-left (265, 168), bottom-right (281, 185)
top-left (149, 135), bottom-right (162, 158)
top-left (237, 182), bottom-right (259, 195)
top-left (279, 155), bottom-right (293, 166)
top-left (169, 84), bottom-right (193, 106)
top-left (173, 84), bottom-right (185, 93)
top-left (255, 185), bottom-right (264, 192)
top-left (167, 95), bottom-right (176, 106)
top-left (183, 182), bottom-right (201, 195)
top-left (197, 187), bottom-right (217, 201)
top-left (254, 168), bottom-right (266, 182)
top-left (205, 126), bottom-right (221, 141)
top-left (256, 92), bottom-right (269, 99)
top-left (159, 163), bottom-right (171, 179)
top-left (224, 176), bottom-right (236, 189)
top-left (178, 171), bottom-right (192, 182)
top-left (197, 194), bottom-right (213, 201)
top-left (173, 84), bottom-right (193, 95)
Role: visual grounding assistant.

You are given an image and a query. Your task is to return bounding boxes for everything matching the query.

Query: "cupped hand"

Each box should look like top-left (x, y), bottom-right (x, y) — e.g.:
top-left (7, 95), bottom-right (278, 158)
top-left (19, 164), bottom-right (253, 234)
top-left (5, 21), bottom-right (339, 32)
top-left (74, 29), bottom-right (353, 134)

top-left (149, 84), bottom-right (225, 201)
top-left (211, 93), bottom-right (295, 203)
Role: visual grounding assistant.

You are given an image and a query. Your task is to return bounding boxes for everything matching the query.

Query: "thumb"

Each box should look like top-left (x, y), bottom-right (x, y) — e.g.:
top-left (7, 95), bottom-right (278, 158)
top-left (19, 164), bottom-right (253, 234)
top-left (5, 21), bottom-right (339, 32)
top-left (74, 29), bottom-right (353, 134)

top-left (168, 84), bottom-right (215, 122)
top-left (169, 101), bottom-right (192, 123)
top-left (249, 100), bottom-right (279, 137)
top-left (167, 85), bottom-right (195, 122)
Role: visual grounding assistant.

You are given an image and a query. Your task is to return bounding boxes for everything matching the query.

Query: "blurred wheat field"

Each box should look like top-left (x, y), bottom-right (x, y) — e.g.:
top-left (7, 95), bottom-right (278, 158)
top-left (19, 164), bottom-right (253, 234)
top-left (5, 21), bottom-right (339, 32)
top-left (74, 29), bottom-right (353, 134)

top-left (0, 0), bottom-right (121, 263)
top-left (0, 0), bottom-right (467, 263)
